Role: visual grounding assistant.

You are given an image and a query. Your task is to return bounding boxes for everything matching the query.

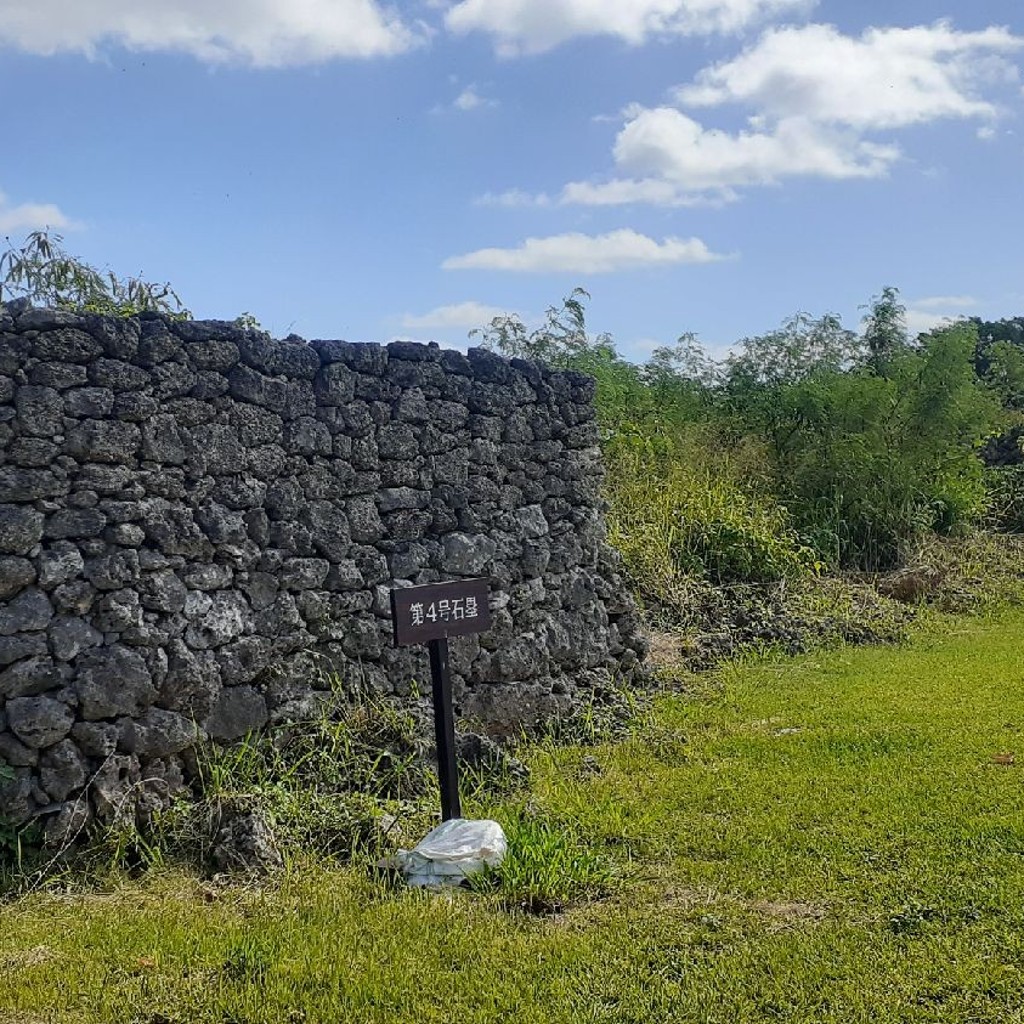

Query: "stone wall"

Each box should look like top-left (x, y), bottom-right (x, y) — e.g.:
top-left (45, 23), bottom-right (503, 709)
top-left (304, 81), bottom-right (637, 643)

top-left (0, 301), bottom-right (646, 842)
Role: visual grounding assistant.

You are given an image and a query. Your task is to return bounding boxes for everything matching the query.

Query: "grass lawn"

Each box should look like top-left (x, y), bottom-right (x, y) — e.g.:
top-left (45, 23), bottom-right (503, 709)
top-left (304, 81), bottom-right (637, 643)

top-left (3, 611), bottom-right (1024, 1023)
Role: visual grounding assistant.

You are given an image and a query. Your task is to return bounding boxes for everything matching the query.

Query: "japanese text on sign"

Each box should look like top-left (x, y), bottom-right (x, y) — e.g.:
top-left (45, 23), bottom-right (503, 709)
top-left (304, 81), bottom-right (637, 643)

top-left (391, 578), bottom-right (492, 647)
top-left (409, 596), bottom-right (480, 626)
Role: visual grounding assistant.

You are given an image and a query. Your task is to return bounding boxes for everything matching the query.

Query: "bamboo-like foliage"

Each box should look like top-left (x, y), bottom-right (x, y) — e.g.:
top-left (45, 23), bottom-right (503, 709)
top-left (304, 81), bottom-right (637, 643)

top-left (0, 230), bottom-right (189, 318)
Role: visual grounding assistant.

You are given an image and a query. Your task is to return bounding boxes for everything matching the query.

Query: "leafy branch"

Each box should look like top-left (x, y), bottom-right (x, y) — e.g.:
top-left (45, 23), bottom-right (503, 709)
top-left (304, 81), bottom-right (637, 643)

top-left (0, 230), bottom-right (190, 318)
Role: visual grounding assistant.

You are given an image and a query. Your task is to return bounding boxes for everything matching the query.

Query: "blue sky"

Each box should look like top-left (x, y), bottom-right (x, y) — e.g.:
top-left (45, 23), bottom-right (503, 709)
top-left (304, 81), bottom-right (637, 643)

top-left (1, 0), bottom-right (1021, 361)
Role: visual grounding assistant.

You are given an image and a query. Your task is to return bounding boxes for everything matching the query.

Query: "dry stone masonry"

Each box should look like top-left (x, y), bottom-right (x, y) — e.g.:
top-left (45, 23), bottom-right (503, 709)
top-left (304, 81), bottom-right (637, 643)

top-left (0, 301), bottom-right (647, 843)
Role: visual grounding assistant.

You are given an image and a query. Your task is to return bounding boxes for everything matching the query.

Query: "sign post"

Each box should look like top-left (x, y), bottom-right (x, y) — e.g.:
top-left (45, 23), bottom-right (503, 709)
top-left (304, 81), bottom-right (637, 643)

top-left (390, 578), bottom-right (492, 821)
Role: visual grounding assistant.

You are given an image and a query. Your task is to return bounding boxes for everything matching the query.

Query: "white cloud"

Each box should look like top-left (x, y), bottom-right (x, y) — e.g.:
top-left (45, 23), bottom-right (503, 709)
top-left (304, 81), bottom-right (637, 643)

top-left (453, 85), bottom-right (497, 110)
top-left (443, 229), bottom-right (726, 273)
top-left (547, 20), bottom-right (1022, 207)
top-left (675, 22), bottom-right (1023, 129)
top-left (911, 295), bottom-right (977, 310)
top-left (559, 175), bottom-right (737, 206)
top-left (444, 0), bottom-right (815, 56)
top-left (561, 107), bottom-right (900, 204)
top-left (474, 189), bottom-right (553, 207)
top-left (479, 175), bottom-right (737, 208)
top-left (401, 300), bottom-right (511, 329)
top-left (904, 309), bottom-right (967, 337)
top-left (902, 296), bottom-right (978, 336)
top-left (0, 0), bottom-right (418, 66)
top-left (0, 190), bottom-right (77, 233)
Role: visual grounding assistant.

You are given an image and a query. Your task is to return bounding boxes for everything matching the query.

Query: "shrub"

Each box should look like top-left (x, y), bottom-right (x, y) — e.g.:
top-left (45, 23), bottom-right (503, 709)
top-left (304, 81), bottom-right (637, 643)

top-left (985, 465), bottom-right (1024, 533)
top-left (605, 434), bottom-right (816, 614)
top-left (1, 230), bottom-right (189, 317)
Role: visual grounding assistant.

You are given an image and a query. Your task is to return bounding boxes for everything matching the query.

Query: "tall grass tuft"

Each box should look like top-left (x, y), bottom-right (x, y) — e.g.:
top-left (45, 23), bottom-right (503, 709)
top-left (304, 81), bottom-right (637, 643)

top-left (604, 433), bottom-right (816, 616)
top-left (470, 806), bottom-right (612, 914)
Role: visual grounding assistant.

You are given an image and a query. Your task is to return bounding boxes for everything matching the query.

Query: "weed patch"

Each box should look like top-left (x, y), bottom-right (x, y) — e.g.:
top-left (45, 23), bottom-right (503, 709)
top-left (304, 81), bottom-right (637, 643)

top-left (469, 806), bottom-right (613, 914)
top-left (78, 691), bottom-right (439, 878)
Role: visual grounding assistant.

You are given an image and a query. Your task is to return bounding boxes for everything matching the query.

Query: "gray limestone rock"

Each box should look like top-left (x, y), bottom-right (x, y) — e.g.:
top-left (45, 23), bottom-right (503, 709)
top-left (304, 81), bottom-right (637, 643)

top-left (6, 695), bottom-right (75, 749)
top-left (138, 569), bottom-right (188, 613)
top-left (181, 562), bottom-right (234, 591)
top-left (142, 414), bottom-right (189, 464)
top-left (516, 504), bottom-right (550, 539)
top-left (15, 385), bottom-right (64, 437)
top-left (0, 654), bottom-right (60, 698)
top-left (118, 708), bottom-right (198, 759)
top-left (43, 507), bottom-right (107, 539)
top-left (90, 755), bottom-right (142, 822)
top-left (114, 389), bottom-right (159, 421)
top-left (84, 312), bottom-right (141, 360)
top-left (377, 422), bottom-right (418, 460)
top-left (88, 357), bottom-right (150, 392)
top-left (0, 466), bottom-right (68, 501)
top-left (378, 487), bottom-right (429, 513)
top-left (217, 636), bottom-right (271, 686)
top-left (71, 721), bottom-right (119, 758)
top-left (314, 363), bottom-right (356, 406)
top-left (50, 616), bottom-right (103, 662)
top-left (284, 416), bottom-right (332, 456)
top-left (185, 591), bottom-right (251, 649)
top-left (324, 559), bottom-right (364, 592)
top-left (26, 325), bottom-right (100, 361)
top-left (9, 437), bottom-right (61, 467)
top-left (185, 338), bottom-right (240, 371)
top-left (64, 419), bottom-right (141, 464)
top-left (0, 768), bottom-right (37, 825)
top-left (0, 633), bottom-right (48, 668)
top-left (40, 739), bottom-right (89, 802)
top-left (196, 503), bottom-right (248, 546)
top-left (304, 501), bottom-right (351, 561)
top-left (91, 589), bottom-right (143, 632)
top-left (64, 386), bottom-right (115, 417)
top-left (84, 549), bottom-right (141, 591)
top-left (210, 806), bottom-right (283, 873)
top-left (76, 646), bottom-right (157, 720)
top-left (442, 532), bottom-right (497, 576)
top-left (107, 523), bottom-right (145, 547)
top-left (0, 505), bottom-right (44, 554)
top-left (228, 364), bottom-right (289, 414)
top-left (0, 588), bottom-right (53, 635)
top-left (346, 494), bottom-right (385, 544)
top-left (159, 640), bottom-right (221, 719)
top-left (52, 580), bottom-right (95, 616)
top-left (0, 556), bottom-right (36, 599)
top-left (42, 799), bottom-right (92, 849)
top-left (0, 732), bottom-right (39, 767)
top-left (279, 558), bottom-right (330, 591)
top-left (239, 570), bottom-right (278, 610)
top-left (191, 424), bottom-right (245, 476)
top-left (28, 361), bottom-right (88, 390)
top-left (205, 686), bottom-right (269, 741)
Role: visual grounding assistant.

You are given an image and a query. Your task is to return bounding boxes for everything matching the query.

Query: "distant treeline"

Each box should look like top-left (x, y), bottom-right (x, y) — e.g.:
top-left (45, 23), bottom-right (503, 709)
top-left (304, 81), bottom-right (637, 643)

top-left (476, 289), bottom-right (1024, 605)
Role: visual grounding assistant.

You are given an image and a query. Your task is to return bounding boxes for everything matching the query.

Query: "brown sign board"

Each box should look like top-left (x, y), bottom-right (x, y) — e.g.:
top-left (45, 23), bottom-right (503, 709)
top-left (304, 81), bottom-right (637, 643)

top-left (390, 578), bottom-right (492, 647)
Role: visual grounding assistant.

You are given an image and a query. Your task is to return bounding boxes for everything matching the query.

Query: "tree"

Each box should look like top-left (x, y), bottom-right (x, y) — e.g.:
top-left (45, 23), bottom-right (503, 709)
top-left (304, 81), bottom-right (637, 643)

top-left (861, 285), bottom-right (908, 375)
top-left (725, 311), bottom-right (859, 389)
top-left (643, 332), bottom-right (719, 389)
top-left (470, 287), bottom-right (615, 366)
top-left (762, 322), bottom-right (1000, 566)
top-left (0, 230), bottom-right (189, 317)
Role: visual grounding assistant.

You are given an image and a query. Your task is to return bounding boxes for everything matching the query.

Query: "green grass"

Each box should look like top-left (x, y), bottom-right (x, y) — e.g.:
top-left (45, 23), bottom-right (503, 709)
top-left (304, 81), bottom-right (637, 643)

top-left (4, 611), bottom-right (1024, 1022)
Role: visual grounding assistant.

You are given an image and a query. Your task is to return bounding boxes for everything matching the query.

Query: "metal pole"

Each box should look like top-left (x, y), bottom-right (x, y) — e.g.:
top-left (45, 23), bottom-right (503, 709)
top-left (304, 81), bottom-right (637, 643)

top-left (428, 637), bottom-right (461, 821)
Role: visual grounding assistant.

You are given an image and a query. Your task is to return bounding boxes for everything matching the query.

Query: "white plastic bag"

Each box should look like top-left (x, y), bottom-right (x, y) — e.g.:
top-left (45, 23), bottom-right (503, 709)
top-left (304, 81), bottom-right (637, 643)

top-left (394, 818), bottom-right (507, 888)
